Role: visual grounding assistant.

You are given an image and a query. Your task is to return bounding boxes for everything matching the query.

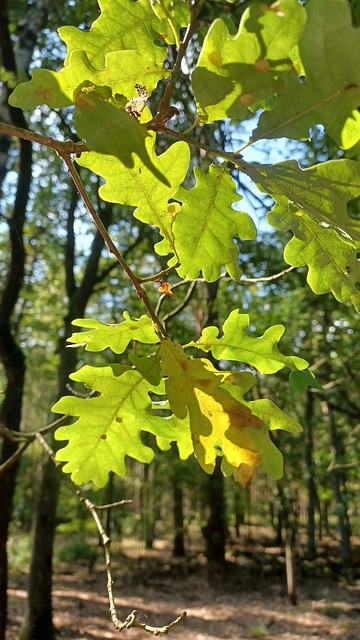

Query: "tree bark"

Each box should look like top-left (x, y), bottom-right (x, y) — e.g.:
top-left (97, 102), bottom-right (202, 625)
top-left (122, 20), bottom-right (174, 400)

top-left (173, 482), bottom-right (185, 557)
top-left (0, 2), bottom-right (38, 636)
top-left (20, 193), bottom-right (113, 640)
top-left (304, 391), bottom-right (317, 558)
top-left (203, 460), bottom-right (227, 564)
top-left (201, 282), bottom-right (227, 564)
top-left (327, 405), bottom-right (352, 568)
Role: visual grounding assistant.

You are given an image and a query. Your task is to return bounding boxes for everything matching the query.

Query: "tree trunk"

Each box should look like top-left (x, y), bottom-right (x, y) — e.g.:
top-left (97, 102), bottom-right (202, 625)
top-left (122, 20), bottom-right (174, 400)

top-left (173, 481), bottom-right (185, 557)
top-left (304, 391), bottom-right (317, 558)
top-left (141, 463), bottom-right (155, 550)
top-left (20, 194), bottom-right (113, 640)
top-left (0, 7), bottom-right (34, 638)
top-left (203, 460), bottom-right (227, 564)
top-left (327, 405), bottom-right (352, 568)
top-left (201, 281), bottom-right (227, 564)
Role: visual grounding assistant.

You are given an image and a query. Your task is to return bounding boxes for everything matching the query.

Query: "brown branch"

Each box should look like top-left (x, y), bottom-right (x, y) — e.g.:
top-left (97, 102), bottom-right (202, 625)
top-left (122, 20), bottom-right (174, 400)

top-left (0, 441), bottom-right (31, 474)
top-left (93, 500), bottom-right (132, 510)
top-left (148, 0), bottom-right (204, 129)
top-left (0, 121), bottom-right (86, 155)
top-left (61, 156), bottom-right (167, 339)
top-left (239, 266), bottom-right (297, 283)
top-left (77, 493), bottom-right (186, 634)
top-left (30, 433), bottom-right (187, 636)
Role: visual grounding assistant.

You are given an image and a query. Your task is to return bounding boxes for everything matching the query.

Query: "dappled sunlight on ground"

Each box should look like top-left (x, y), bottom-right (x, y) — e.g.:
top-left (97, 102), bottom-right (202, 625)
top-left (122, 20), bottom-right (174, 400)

top-left (7, 539), bottom-right (360, 640)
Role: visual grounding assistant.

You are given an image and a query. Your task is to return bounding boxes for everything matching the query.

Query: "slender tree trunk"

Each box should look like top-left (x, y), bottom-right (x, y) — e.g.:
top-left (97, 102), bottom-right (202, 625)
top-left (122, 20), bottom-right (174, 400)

top-left (173, 481), bottom-right (185, 557)
top-left (0, 9), bottom-right (33, 639)
top-left (203, 460), bottom-right (227, 563)
top-left (202, 282), bottom-right (227, 564)
top-left (327, 405), bottom-right (352, 568)
top-left (304, 391), bottom-right (317, 558)
top-left (141, 463), bottom-right (155, 550)
top-left (20, 193), bottom-right (113, 640)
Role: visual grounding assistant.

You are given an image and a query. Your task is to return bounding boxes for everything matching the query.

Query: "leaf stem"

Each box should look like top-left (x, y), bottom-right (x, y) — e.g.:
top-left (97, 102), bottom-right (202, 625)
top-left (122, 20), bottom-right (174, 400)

top-left (155, 0), bottom-right (201, 118)
top-left (62, 156), bottom-right (168, 339)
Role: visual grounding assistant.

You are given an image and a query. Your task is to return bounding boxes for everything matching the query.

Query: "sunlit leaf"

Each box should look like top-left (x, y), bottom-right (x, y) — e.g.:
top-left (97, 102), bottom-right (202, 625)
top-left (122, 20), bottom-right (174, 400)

top-left (77, 132), bottom-right (189, 253)
top-left (159, 340), bottom-right (294, 485)
top-left (253, 0), bottom-right (360, 149)
top-left (60, 0), bottom-right (167, 69)
top-left (74, 91), bottom-right (169, 185)
top-left (9, 49), bottom-right (168, 110)
top-left (242, 158), bottom-right (360, 243)
top-left (268, 207), bottom-right (360, 312)
top-left (53, 360), bottom-right (192, 487)
top-left (187, 309), bottom-right (308, 374)
top-left (168, 165), bottom-right (256, 281)
top-left (67, 312), bottom-right (159, 353)
top-left (192, 0), bottom-right (305, 123)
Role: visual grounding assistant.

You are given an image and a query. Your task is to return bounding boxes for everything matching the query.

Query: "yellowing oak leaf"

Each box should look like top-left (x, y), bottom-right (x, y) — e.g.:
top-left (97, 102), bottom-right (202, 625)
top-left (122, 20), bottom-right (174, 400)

top-left (159, 339), bottom-right (264, 483)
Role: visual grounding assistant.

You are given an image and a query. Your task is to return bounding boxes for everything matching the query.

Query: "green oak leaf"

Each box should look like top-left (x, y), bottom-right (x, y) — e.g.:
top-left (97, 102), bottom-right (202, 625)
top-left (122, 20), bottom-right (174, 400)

top-left (150, 0), bottom-right (190, 43)
top-left (9, 49), bottom-right (168, 110)
top-left (170, 164), bottom-right (256, 281)
top-left (253, 0), bottom-right (360, 149)
top-left (289, 370), bottom-right (323, 394)
top-left (152, 399), bottom-right (193, 459)
top-left (53, 361), bottom-right (191, 487)
top-left (67, 312), bottom-right (159, 354)
top-left (60, 0), bottom-right (167, 69)
top-left (268, 206), bottom-right (360, 313)
top-left (242, 159), bottom-right (360, 243)
top-left (76, 132), bottom-right (189, 254)
top-left (187, 309), bottom-right (308, 374)
top-left (192, 0), bottom-right (305, 123)
top-left (73, 91), bottom-right (169, 185)
top-left (150, 0), bottom-right (189, 21)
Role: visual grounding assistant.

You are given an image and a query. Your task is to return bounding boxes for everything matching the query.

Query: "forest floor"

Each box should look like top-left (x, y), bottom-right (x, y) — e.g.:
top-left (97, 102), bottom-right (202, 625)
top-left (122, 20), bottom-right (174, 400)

top-left (7, 532), bottom-right (360, 640)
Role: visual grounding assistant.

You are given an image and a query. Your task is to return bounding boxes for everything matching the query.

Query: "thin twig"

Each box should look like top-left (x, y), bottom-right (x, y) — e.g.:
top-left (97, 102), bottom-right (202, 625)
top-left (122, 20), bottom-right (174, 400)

top-left (161, 280), bottom-right (197, 326)
top-left (152, 0), bottom-right (203, 123)
top-left (138, 263), bottom-right (180, 284)
top-left (94, 500), bottom-right (132, 510)
top-left (0, 414), bottom-right (68, 442)
top-left (62, 155), bottom-right (167, 339)
top-left (155, 266), bottom-right (297, 316)
top-left (76, 494), bottom-right (187, 635)
top-left (239, 265), bottom-right (296, 283)
top-left (20, 425), bottom-right (188, 636)
top-left (0, 442), bottom-right (32, 474)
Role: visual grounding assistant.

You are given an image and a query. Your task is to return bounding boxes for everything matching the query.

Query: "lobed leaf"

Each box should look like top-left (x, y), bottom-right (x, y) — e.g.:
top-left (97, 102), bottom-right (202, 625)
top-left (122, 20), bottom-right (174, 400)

top-left (160, 340), bottom-right (262, 483)
top-left (187, 309), bottom-right (308, 374)
top-left (253, 0), bottom-right (360, 149)
top-left (60, 0), bottom-right (167, 69)
top-left (73, 91), bottom-right (169, 185)
top-left (159, 340), bottom-right (299, 486)
top-left (9, 49), bottom-right (168, 110)
top-left (169, 164), bottom-right (256, 281)
top-left (77, 132), bottom-right (189, 253)
top-left (268, 206), bottom-right (360, 313)
top-left (67, 312), bottom-right (159, 354)
top-left (242, 158), bottom-right (360, 243)
top-left (192, 0), bottom-right (305, 123)
top-left (53, 359), bottom-right (192, 487)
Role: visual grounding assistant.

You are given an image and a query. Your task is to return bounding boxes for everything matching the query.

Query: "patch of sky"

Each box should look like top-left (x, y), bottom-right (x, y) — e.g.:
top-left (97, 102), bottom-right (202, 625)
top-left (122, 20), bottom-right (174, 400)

top-left (220, 116), bottom-right (319, 234)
